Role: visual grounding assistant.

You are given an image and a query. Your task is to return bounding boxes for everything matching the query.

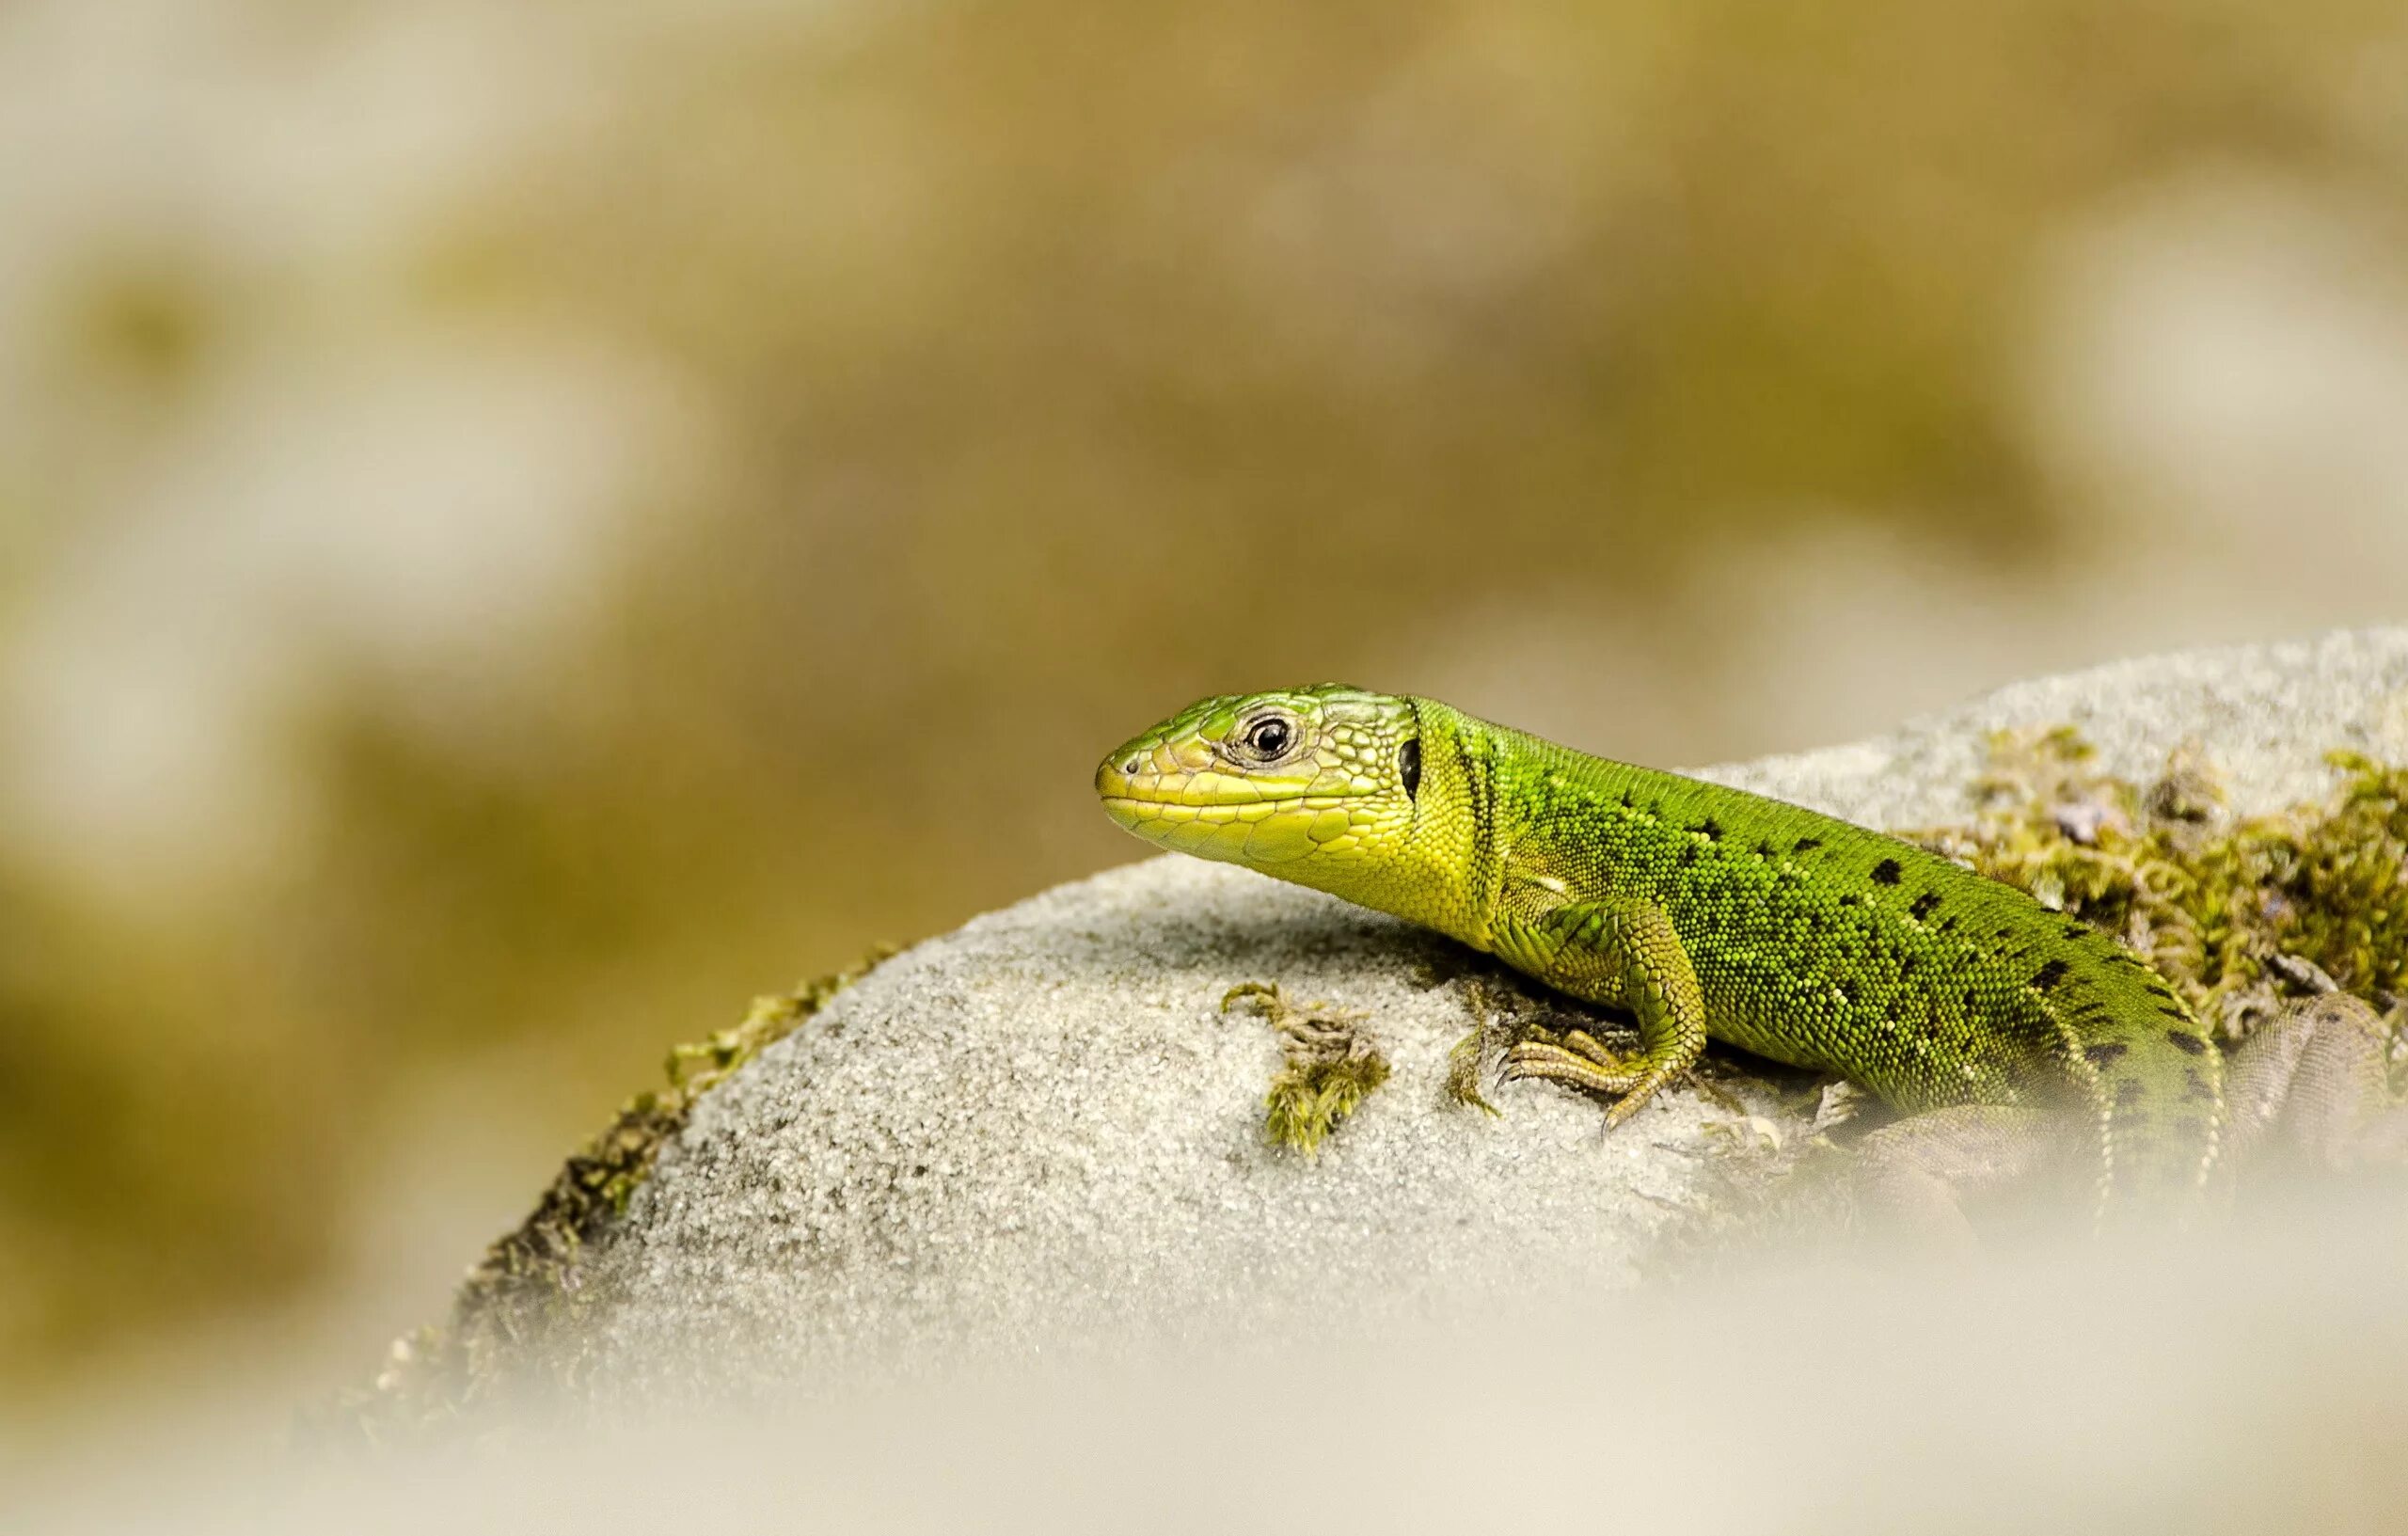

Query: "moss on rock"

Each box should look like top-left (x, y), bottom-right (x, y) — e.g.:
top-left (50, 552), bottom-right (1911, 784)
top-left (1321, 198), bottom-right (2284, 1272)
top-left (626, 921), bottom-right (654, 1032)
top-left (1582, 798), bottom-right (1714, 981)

top-left (1914, 730), bottom-right (2407, 1051)
top-left (309, 949), bottom-right (890, 1447)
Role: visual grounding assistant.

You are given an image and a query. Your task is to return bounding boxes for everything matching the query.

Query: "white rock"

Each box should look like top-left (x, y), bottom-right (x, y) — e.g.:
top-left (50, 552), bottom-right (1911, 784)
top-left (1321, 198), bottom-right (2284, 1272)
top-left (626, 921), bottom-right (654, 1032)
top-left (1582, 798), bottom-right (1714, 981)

top-left (561, 627), bottom-right (2408, 1401)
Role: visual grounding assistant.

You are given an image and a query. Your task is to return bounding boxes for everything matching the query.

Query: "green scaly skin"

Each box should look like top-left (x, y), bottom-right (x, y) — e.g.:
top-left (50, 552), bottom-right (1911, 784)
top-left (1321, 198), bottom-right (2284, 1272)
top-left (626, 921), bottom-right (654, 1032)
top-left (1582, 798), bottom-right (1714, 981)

top-left (1098, 686), bottom-right (2234, 1221)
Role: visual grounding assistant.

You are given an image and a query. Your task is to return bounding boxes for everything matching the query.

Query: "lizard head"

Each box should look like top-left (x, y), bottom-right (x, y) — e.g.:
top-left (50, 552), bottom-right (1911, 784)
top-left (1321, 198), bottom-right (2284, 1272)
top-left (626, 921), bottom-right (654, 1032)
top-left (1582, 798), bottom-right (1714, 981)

top-left (1096, 686), bottom-right (1423, 874)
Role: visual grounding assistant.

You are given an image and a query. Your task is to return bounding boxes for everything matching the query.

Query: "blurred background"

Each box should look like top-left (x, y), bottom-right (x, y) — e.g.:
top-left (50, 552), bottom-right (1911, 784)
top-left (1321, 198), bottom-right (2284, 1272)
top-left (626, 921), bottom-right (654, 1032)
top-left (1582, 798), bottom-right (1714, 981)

top-left (4, 0), bottom-right (2407, 1443)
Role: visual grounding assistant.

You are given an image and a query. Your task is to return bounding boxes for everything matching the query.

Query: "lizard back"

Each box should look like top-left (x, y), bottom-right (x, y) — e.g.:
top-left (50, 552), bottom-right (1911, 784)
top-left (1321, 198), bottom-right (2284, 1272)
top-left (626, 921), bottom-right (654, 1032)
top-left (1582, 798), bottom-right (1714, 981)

top-left (1438, 703), bottom-right (2225, 1212)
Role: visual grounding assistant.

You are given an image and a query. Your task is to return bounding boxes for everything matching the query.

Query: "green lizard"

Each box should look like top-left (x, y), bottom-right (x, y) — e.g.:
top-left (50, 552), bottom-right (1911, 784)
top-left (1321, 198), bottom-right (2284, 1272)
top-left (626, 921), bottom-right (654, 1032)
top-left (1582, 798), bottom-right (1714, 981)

top-left (1096, 686), bottom-right (2403, 1231)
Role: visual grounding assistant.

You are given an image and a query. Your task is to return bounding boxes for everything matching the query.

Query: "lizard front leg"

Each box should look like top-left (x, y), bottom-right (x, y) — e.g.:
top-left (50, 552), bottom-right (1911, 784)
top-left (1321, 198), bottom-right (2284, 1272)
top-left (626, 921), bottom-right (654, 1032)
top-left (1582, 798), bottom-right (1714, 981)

top-left (1495, 896), bottom-right (1708, 1130)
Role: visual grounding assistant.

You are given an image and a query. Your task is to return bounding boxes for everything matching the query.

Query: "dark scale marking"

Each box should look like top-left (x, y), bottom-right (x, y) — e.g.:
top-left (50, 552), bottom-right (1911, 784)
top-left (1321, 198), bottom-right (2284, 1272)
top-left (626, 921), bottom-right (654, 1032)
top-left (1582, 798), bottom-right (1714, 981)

top-left (1961, 989), bottom-right (1978, 1012)
top-left (2114, 1079), bottom-right (2147, 1108)
top-left (1678, 844), bottom-right (1699, 868)
top-left (2064, 923), bottom-right (2091, 941)
top-left (1995, 926), bottom-right (2015, 939)
top-left (2164, 1029), bottom-right (2207, 1055)
top-left (2157, 1005), bottom-right (2190, 1021)
top-left (1909, 892), bottom-right (1941, 920)
top-left (2183, 1068), bottom-right (2216, 1102)
top-left (1695, 817), bottom-right (1723, 842)
top-left (1837, 977), bottom-right (1860, 1004)
top-left (1899, 954), bottom-right (1918, 975)
top-left (2083, 1042), bottom-right (2129, 1066)
top-left (1837, 894), bottom-right (1860, 908)
top-left (2030, 958), bottom-right (2069, 992)
top-left (1870, 858), bottom-right (1903, 886)
top-left (1754, 839), bottom-right (1776, 858)
top-left (1793, 836), bottom-right (1823, 852)
top-left (1940, 916), bottom-right (1959, 933)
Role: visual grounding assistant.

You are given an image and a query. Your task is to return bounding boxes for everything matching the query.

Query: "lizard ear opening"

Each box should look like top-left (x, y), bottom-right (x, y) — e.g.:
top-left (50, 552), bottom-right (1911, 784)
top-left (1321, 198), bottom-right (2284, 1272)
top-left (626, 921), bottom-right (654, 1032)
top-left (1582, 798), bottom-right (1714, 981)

top-left (1398, 737), bottom-right (1420, 800)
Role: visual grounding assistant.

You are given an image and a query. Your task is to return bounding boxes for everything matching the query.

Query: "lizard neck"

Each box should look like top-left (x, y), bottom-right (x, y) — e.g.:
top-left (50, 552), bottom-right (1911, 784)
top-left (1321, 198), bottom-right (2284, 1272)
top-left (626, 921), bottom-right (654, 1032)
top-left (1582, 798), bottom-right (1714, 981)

top-left (1381, 698), bottom-right (1503, 949)
top-left (1258, 696), bottom-right (1497, 945)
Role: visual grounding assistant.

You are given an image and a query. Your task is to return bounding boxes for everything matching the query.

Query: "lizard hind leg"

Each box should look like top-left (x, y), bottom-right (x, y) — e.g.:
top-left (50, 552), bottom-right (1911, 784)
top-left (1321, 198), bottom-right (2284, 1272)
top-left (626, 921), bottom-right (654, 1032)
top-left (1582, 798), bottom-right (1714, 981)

top-left (1851, 1105), bottom-right (2061, 1256)
top-left (2221, 992), bottom-right (2408, 1180)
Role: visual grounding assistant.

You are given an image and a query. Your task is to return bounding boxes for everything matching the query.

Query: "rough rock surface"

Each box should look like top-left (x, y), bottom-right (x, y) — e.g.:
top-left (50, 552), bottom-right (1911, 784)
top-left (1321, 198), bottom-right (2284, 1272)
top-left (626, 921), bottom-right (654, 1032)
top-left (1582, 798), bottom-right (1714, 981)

top-left (562, 628), bottom-right (2408, 1398)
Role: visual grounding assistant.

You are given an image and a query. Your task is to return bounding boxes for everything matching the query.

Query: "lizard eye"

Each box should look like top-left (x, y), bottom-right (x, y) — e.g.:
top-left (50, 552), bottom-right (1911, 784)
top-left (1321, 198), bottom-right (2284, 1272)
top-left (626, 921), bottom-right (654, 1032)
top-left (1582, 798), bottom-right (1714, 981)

top-left (1398, 737), bottom-right (1420, 798)
top-left (1239, 716), bottom-right (1294, 760)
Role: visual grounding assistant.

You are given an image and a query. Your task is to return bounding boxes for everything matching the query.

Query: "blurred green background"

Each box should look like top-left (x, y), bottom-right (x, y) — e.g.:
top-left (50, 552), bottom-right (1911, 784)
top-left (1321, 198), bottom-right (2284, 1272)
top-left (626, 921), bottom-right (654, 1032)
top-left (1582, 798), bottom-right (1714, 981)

top-left (3, 0), bottom-right (2407, 1421)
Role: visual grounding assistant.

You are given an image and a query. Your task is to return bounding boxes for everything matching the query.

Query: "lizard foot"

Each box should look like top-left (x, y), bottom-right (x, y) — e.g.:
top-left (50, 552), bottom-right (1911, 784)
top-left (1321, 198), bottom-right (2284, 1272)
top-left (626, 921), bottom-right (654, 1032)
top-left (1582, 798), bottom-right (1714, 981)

top-left (1503, 1035), bottom-right (1674, 1128)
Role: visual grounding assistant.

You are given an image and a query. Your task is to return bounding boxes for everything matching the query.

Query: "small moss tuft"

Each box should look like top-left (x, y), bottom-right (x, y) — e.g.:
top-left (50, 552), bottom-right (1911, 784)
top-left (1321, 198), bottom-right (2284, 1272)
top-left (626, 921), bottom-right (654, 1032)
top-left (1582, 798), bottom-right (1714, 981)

top-left (1222, 982), bottom-right (1392, 1156)
top-left (1444, 1025), bottom-right (1503, 1116)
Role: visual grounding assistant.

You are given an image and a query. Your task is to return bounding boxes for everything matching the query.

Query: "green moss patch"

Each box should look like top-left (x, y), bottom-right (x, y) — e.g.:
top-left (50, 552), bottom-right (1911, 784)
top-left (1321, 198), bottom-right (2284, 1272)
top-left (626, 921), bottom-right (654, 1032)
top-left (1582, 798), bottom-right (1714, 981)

top-left (1914, 731), bottom-right (2407, 1046)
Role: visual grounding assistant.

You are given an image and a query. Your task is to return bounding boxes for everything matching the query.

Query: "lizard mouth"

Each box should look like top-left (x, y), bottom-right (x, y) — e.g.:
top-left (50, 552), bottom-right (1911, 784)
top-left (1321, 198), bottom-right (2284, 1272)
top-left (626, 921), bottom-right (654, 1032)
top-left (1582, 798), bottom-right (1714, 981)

top-left (1099, 793), bottom-right (1318, 827)
top-left (1095, 756), bottom-right (1324, 813)
top-left (1098, 794), bottom-right (1161, 827)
